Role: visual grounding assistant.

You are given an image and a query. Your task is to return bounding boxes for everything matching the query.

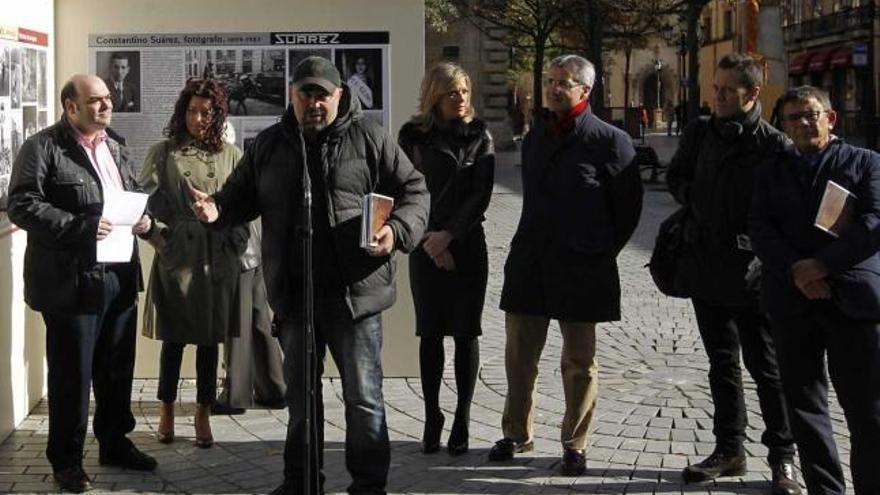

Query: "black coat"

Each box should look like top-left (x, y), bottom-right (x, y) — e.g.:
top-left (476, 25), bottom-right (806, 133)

top-left (666, 105), bottom-right (788, 307)
top-left (7, 115), bottom-right (144, 314)
top-left (212, 87), bottom-right (429, 321)
top-left (398, 118), bottom-right (494, 336)
top-left (500, 108), bottom-right (643, 322)
top-left (750, 139), bottom-right (880, 320)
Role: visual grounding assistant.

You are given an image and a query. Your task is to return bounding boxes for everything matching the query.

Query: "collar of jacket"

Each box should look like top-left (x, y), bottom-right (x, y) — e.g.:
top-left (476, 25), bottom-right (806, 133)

top-left (710, 99), bottom-right (763, 139)
top-left (280, 83), bottom-right (362, 145)
top-left (59, 113), bottom-right (126, 147)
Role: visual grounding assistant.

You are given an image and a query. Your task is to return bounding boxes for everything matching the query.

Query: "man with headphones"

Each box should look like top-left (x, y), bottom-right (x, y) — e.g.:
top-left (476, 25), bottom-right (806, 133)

top-left (666, 53), bottom-right (800, 495)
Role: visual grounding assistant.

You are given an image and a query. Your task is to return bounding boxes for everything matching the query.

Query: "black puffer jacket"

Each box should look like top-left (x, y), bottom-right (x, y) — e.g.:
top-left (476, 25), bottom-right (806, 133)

top-left (212, 86), bottom-right (429, 321)
top-left (8, 115), bottom-right (145, 314)
top-left (666, 102), bottom-right (788, 306)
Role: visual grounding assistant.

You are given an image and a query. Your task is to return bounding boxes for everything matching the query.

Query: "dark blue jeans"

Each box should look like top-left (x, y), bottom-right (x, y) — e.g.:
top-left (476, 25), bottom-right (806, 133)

top-left (278, 300), bottom-right (389, 495)
top-left (772, 304), bottom-right (880, 495)
top-left (43, 265), bottom-right (138, 470)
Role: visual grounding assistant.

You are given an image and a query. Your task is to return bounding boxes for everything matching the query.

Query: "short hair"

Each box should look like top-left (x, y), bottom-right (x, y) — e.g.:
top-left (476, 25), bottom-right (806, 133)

top-left (549, 55), bottom-right (595, 87)
top-left (110, 52), bottom-right (130, 64)
top-left (717, 53), bottom-right (763, 89)
top-left (777, 85), bottom-right (833, 112)
top-left (60, 79), bottom-right (77, 108)
top-left (411, 62), bottom-right (475, 132)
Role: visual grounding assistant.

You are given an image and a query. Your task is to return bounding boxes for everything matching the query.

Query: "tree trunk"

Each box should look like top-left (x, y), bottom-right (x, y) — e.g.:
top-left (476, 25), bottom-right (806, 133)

top-left (623, 47), bottom-right (632, 127)
top-left (686, 0), bottom-right (702, 121)
top-left (586, 5), bottom-right (606, 119)
top-left (532, 40), bottom-right (545, 118)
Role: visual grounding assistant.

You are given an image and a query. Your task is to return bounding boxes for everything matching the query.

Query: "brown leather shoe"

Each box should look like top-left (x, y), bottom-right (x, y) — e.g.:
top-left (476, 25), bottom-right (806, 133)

top-left (771, 462), bottom-right (802, 495)
top-left (157, 401), bottom-right (175, 444)
top-left (194, 403), bottom-right (214, 448)
top-left (53, 466), bottom-right (93, 493)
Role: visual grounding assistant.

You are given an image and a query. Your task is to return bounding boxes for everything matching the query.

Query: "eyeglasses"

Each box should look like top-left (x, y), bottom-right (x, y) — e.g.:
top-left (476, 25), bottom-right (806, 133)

top-left (543, 78), bottom-right (584, 90)
top-left (783, 110), bottom-right (826, 123)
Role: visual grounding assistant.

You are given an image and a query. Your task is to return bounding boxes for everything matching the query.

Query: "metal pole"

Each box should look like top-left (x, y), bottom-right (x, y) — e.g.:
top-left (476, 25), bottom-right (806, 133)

top-left (297, 131), bottom-right (318, 495)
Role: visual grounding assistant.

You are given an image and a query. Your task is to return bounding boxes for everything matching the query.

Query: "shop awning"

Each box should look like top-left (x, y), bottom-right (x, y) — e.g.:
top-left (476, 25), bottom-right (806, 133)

top-left (788, 51), bottom-right (810, 75)
top-left (807, 46), bottom-right (837, 72)
top-left (830, 45), bottom-right (852, 68)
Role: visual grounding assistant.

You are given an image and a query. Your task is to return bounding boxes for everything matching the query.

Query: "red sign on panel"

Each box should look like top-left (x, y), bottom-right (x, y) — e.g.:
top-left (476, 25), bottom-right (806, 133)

top-left (18, 28), bottom-right (48, 47)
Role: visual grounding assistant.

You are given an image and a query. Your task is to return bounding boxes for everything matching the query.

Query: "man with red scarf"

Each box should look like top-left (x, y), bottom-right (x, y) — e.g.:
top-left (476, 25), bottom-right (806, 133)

top-left (489, 54), bottom-right (643, 475)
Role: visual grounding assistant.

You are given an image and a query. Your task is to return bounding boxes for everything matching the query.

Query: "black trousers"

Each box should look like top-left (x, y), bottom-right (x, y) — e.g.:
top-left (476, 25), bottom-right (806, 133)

top-left (218, 266), bottom-right (286, 408)
top-left (157, 343), bottom-right (218, 405)
top-left (42, 265), bottom-right (138, 471)
top-left (771, 304), bottom-right (880, 495)
top-left (692, 299), bottom-right (796, 464)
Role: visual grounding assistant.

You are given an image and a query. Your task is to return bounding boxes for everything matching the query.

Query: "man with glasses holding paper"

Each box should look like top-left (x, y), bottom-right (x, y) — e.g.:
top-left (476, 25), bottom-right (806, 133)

top-left (7, 74), bottom-right (156, 493)
top-left (490, 54), bottom-right (642, 475)
top-left (750, 86), bottom-right (880, 495)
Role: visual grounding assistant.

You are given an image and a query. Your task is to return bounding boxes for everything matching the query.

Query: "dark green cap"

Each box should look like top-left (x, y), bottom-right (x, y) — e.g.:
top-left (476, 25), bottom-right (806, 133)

top-left (292, 56), bottom-right (341, 92)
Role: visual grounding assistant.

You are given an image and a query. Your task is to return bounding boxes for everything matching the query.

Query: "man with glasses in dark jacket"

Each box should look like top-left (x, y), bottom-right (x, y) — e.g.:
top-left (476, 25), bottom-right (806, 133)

top-left (751, 86), bottom-right (880, 495)
top-left (666, 53), bottom-right (800, 494)
top-left (191, 56), bottom-right (428, 495)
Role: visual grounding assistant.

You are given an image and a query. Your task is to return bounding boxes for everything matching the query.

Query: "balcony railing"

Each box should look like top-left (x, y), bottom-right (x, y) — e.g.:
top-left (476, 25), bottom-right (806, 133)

top-left (783, 4), bottom-right (875, 44)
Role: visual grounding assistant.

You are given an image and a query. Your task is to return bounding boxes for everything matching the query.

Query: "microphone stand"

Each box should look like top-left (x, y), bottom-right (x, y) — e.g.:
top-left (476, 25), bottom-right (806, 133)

top-left (298, 130), bottom-right (318, 495)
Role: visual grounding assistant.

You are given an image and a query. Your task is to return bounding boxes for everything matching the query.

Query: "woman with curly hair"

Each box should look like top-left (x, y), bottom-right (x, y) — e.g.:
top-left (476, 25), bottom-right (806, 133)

top-left (398, 63), bottom-right (494, 455)
top-left (140, 79), bottom-right (248, 448)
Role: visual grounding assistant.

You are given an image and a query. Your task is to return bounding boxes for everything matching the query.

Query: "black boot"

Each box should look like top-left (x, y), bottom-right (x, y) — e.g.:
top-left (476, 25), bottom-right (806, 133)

top-left (422, 409), bottom-right (444, 454)
top-left (771, 461), bottom-right (802, 495)
top-left (682, 450), bottom-right (747, 483)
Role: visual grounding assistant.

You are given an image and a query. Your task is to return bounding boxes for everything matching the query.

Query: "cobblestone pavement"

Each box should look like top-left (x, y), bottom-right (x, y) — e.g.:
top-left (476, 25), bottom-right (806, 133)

top-left (0, 146), bottom-right (852, 494)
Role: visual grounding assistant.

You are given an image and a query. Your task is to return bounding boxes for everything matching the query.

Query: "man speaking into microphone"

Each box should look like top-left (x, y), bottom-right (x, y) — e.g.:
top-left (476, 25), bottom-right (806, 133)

top-left (190, 56), bottom-right (428, 495)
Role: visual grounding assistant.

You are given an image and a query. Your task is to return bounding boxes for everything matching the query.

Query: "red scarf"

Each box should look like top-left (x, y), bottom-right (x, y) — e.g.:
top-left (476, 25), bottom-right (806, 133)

top-left (547, 99), bottom-right (589, 138)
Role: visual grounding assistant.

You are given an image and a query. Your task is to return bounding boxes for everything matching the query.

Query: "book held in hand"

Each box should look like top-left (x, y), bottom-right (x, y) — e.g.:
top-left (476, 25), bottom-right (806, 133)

top-left (360, 193), bottom-right (394, 248)
top-left (815, 180), bottom-right (857, 238)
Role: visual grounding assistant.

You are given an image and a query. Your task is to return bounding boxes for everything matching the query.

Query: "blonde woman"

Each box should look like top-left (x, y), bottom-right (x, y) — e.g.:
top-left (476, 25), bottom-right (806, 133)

top-left (398, 63), bottom-right (495, 455)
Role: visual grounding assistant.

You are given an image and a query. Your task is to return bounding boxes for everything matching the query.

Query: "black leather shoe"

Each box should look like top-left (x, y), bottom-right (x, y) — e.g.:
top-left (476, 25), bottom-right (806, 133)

top-left (560, 448), bottom-right (586, 476)
top-left (53, 466), bottom-right (93, 493)
top-left (211, 402), bottom-right (246, 415)
top-left (771, 462), bottom-right (802, 495)
top-left (422, 410), bottom-right (445, 454)
top-left (487, 437), bottom-right (534, 461)
top-left (254, 397), bottom-right (287, 409)
top-left (447, 419), bottom-right (469, 456)
top-left (682, 450), bottom-right (746, 482)
top-left (99, 445), bottom-right (158, 471)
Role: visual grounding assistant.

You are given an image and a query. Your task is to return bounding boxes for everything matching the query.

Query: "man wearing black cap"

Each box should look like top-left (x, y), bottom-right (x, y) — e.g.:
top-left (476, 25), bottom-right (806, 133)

top-left (191, 56), bottom-right (428, 495)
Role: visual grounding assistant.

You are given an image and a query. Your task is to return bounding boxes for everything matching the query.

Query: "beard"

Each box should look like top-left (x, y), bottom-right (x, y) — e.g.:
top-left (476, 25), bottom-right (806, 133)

top-left (301, 108), bottom-right (328, 140)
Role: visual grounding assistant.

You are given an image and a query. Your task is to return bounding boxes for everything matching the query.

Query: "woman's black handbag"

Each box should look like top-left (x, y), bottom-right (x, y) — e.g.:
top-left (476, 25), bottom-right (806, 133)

top-left (647, 206), bottom-right (694, 298)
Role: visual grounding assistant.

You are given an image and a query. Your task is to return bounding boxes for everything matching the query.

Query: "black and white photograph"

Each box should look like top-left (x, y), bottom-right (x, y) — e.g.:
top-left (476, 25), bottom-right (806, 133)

top-left (38, 109), bottom-right (47, 129)
top-left (10, 48), bottom-right (20, 110)
top-left (9, 110), bottom-right (21, 169)
top-left (335, 48), bottom-right (383, 110)
top-left (0, 47), bottom-right (10, 97)
top-left (37, 50), bottom-right (47, 107)
top-left (22, 105), bottom-right (37, 141)
top-left (188, 49), bottom-right (286, 116)
top-left (96, 50), bottom-right (141, 113)
top-left (0, 98), bottom-right (10, 210)
top-left (22, 48), bottom-right (38, 103)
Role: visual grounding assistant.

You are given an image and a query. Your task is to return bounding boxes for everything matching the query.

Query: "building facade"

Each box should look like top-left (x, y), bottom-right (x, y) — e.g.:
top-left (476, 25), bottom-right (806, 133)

top-left (782, 0), bottom-right (877, 145)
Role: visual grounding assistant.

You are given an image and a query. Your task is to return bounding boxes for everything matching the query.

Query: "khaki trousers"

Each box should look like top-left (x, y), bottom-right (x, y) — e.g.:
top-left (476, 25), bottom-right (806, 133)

top-left (501, 313), bottom-right (598, 450)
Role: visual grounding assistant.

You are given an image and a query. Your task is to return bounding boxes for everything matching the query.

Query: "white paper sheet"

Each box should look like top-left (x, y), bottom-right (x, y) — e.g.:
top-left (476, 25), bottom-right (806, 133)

top-left (96, 190), bottom-right (149, 263)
